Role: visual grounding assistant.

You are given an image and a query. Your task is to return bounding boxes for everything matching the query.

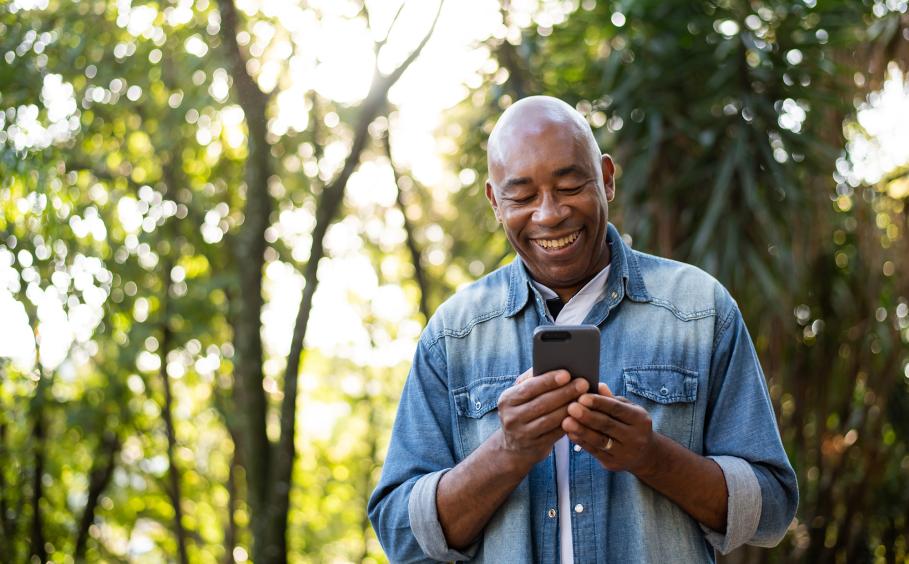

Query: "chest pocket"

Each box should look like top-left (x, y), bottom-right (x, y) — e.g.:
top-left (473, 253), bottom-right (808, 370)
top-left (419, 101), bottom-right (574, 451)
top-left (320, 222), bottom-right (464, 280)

top-left (623, 366), bottom-right (698, 449)
top-left (451, 375), bottom-right (515, 460)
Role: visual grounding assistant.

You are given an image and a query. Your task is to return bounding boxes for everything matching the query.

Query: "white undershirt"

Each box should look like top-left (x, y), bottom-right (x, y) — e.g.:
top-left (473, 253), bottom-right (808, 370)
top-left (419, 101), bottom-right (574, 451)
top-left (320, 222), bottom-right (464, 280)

top-left (531, 264), bottom-right (611, 564)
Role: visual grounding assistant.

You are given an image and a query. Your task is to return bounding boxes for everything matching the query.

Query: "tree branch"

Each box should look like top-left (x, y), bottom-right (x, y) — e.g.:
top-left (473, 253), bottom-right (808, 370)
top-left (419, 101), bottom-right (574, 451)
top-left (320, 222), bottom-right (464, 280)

top-left (269, 0), bottom-right (444, 555)
top-left (29, 365), bottom-right (47, 564)
top-left (158, 254), bottom-right (190, 564)
top-left (0, 418), bottom-right (6, 555)
top-left (74, 432), bottom-right (119, 561)
top-left (494, 5), bottom-right (533, 98)
top-left (884, 168), bottom-right (909, 184)
top-left (364, 0), bottom-right (407, 53)
top-left (383, 128), bottom-right (431, 321)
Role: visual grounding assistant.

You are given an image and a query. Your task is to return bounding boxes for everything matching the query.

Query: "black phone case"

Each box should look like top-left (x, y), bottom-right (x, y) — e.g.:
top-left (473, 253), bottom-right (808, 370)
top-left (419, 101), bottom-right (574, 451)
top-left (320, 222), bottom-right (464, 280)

top-left (532, 325), bottom-right (601, 393)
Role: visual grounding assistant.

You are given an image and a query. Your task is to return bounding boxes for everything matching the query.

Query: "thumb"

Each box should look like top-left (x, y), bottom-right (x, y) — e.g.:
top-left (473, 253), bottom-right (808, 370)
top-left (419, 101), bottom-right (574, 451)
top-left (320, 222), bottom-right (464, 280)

top-left (598, 382), bottom-right (614, 398)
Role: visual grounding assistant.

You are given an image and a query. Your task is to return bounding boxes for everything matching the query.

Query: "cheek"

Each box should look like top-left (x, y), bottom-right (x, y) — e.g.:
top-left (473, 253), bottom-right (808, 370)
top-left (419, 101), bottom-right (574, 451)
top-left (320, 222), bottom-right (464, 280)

top-left (580, 199), bottom-right (607, 229)
top-left (500, 212), bottom-right (530, 239)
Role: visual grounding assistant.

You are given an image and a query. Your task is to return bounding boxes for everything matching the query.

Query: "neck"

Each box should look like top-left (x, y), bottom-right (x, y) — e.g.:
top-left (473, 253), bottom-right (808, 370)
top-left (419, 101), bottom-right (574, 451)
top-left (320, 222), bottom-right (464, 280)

top-left (548, 255), bottom-right (612, 305)
top-left (552, 285), bottom-right (582, 304)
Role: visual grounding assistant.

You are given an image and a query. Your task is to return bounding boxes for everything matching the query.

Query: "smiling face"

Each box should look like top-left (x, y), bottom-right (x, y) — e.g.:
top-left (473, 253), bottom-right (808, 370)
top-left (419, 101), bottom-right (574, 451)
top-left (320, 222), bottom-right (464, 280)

top-left (486, 97), bottom-right (615, 302)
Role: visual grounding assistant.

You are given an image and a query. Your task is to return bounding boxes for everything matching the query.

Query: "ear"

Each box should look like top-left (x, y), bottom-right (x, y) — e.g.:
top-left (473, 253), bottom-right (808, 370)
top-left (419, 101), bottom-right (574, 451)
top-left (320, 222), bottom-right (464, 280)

top-left (485, 180), bottom-right (501, 221)
top-left (601, 154), bottom-right (616, 202)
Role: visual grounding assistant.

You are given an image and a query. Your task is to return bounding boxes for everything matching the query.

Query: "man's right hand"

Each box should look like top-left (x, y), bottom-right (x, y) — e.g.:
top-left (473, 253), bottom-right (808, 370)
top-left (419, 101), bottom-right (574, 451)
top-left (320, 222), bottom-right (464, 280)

top-left (496, 368), bottom-right (589, 468)
top-left (436, 368), bottom-right (587, 550)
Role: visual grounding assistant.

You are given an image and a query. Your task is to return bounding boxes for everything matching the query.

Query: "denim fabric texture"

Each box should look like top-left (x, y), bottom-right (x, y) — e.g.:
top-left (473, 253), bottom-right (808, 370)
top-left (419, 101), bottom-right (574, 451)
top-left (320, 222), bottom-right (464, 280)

top-left (367, 223), bottom-right (798, 563)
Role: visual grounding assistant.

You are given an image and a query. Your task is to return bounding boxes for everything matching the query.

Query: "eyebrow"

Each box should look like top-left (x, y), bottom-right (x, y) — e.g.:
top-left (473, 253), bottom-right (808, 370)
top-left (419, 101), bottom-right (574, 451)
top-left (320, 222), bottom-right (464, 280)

top-left (553, 165), bottom-right (588, 178)
top-left (499, 165), bottom-right (590, 192)
top-left (501, 177), bottom-right (532, 191)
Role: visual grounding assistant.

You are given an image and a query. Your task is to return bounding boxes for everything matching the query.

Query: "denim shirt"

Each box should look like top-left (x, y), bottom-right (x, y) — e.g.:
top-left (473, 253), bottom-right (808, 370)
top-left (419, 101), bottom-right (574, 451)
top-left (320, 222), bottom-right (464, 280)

top-left (368, 223), bottom-right (798, 563)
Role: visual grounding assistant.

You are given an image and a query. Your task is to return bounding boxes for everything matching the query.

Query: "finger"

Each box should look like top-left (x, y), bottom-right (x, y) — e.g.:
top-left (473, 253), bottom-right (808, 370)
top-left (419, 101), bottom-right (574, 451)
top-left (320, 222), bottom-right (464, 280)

top-left (524, 377), bottom-right (587, 414)
top-left (563, 403), bottom-right (632, 439)
top-left (536, 426), bottom-right (567, 447)
top-left (501, 369), bottom-right (571, 406)
top-left (598, 382), bottom-right (614, 398)
top-left (577, 394), bottom-right (643, 424)
top-left (565, 424), bottom-right (615, 450)
top-left (514, 368), bottom-right (533, 385)
top-left (501, 380), bottom-right (585, 438)
top-left (522, 405), bottom-right (571, 438)
top-left (563, 415), bottom-right (626, 450)
top-left (569, 430), bottom-right (619, 458)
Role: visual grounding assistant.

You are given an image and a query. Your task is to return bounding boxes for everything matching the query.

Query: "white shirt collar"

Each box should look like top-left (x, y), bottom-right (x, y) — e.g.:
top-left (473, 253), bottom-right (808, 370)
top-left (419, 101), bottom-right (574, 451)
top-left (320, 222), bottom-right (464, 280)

top-left (530, 263), bottom-right (611, 325)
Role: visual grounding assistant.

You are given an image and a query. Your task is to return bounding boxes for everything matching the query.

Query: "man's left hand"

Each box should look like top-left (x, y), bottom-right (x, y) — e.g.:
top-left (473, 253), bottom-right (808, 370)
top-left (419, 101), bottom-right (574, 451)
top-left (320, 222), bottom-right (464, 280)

top-left (563, 382), bottom-right (730, 532)
top-left (562, 382), bottom-right (658, 477)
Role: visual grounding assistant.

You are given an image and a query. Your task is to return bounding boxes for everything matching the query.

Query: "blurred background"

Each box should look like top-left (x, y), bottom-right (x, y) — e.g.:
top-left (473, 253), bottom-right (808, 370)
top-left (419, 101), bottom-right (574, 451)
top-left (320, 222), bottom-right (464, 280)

top-left (1, 0), bottom-right (908, 562)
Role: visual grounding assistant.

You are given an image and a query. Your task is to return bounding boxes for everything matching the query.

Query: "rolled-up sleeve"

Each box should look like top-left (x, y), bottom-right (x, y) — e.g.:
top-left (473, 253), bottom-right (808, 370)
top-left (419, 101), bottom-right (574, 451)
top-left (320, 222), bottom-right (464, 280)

top-left (368, 329), bottom-right (474, 562)
top-left (700, 455), bottom-right (762, 553)
top-left (701, 300), bottom-right (799, 554)
top-left (408, 469), bottom-right (479, 561)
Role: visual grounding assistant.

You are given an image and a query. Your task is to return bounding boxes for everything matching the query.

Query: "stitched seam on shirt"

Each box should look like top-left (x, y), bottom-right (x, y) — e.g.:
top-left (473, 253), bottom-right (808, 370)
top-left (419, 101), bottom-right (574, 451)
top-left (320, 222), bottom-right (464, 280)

top-left (624, 364), bottom-right (699, 376)
top-left (425, 308), bottom-right (507, 349)
top-left (648, 297), bottom-right (716, 321)
top-left (420, 332), bottom-right (451, 395)
top-left (712, 305), bottom-right (737, 349)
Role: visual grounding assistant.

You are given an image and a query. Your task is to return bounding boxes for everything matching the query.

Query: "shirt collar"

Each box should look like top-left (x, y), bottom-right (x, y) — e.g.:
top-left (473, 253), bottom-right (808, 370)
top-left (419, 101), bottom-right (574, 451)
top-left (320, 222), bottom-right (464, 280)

top-left (504, 222), bottom-right (651, 318)
top-left (530, 262), bottom-right (611, 304)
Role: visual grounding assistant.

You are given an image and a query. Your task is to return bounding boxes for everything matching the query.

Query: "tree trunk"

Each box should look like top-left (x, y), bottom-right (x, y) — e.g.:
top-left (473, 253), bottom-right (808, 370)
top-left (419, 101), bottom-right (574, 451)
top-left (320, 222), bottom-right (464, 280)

top-left (217, 1), bottom-right (444, 561)
top-left (359, 391), bottom-right (381, 563)
top-left (222, 450), bottom-right (238, 564)
top-left (0, 415), bottom-right (8, 557)
top-left (158, 270), bottom-right (190, 564)
top-left (29, 396), bottom-right (47, 563)
top-left (74, 432), bottom-right (119, 561)
top-left (216, 1), bottom-right (273, 560)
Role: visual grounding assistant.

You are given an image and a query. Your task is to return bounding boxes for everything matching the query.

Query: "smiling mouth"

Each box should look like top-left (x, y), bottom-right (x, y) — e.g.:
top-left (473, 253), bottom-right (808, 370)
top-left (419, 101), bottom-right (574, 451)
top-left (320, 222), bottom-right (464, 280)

top-left (532, 230), bottom-right (581, 250)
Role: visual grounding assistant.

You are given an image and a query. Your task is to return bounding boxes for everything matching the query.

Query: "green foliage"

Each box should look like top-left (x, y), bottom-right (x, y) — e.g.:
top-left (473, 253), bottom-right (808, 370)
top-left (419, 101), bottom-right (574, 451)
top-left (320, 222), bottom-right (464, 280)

top-left (2, 0), bottom-right (908, 562)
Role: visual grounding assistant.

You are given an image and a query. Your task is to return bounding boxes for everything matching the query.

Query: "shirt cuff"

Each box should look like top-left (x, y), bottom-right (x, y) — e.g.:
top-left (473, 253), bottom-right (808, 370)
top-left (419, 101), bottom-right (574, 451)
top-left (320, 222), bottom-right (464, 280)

top-left (408, 469), bottom-right (480, 562)
top-left (700, 455), bottom-right (762, 555)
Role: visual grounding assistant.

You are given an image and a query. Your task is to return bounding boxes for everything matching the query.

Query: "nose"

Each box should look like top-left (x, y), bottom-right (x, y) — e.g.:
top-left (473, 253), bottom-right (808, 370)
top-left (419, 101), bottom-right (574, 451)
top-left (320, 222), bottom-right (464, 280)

top-left (532, 190), bottom-right (569, 227)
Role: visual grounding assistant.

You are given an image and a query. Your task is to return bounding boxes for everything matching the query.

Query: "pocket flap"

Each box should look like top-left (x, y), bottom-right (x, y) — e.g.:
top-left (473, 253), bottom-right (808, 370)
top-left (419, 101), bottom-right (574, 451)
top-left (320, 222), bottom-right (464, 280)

top-left (452, 376), bottom-right (516, 419)
top-left (623, 366), bottom-right (697, 404)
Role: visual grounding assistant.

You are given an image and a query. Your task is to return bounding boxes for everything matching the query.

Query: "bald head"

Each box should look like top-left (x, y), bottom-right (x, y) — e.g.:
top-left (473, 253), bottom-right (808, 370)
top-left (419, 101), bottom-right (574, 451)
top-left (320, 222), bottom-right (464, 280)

top-left (482, 95), bottom-right (616, 301)
top-left (487, 96), bottom-right (602, 187)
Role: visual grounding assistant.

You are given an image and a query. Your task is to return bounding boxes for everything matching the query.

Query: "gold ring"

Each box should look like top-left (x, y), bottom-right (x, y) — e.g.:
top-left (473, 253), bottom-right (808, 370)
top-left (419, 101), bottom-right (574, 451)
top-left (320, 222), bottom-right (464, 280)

top-left (600, 436), bottom-right (613, 451)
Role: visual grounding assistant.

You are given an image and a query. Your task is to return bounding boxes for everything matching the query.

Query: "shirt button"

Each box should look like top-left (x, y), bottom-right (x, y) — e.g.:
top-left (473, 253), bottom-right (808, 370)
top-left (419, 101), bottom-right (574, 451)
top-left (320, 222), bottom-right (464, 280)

top-left (547, 508), bottom-right (557, 518)
top-left (574, 504), bottom-right (584, 513)
top-left (660, 387), bottom-right (669, 396)
top-left (611, 291), bottom-right (618, 299)
top-left (573, 444), bottom-right (582, 453)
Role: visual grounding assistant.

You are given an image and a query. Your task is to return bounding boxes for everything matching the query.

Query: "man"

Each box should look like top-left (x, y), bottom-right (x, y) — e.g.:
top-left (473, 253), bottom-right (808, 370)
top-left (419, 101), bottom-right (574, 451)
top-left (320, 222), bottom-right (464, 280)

top-left (368, 96), bottom-right (798, 563)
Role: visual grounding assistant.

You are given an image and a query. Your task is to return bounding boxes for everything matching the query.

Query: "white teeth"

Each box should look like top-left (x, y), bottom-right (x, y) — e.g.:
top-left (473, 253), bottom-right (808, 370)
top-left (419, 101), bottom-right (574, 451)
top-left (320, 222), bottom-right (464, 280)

top-left (535, 231), bottom-right (579, 250)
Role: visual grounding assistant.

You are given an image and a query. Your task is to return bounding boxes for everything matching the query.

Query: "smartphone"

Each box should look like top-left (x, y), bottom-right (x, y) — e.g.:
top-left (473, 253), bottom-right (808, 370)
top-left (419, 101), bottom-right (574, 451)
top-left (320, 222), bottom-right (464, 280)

top-left (532, 325), bottom-right (601, 394)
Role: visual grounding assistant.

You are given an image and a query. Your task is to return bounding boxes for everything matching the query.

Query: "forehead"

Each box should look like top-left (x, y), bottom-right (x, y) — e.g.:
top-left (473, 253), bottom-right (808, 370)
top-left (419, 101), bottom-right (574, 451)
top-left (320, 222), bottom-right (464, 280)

top-left (491, 120), bottom-right (595, 183)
